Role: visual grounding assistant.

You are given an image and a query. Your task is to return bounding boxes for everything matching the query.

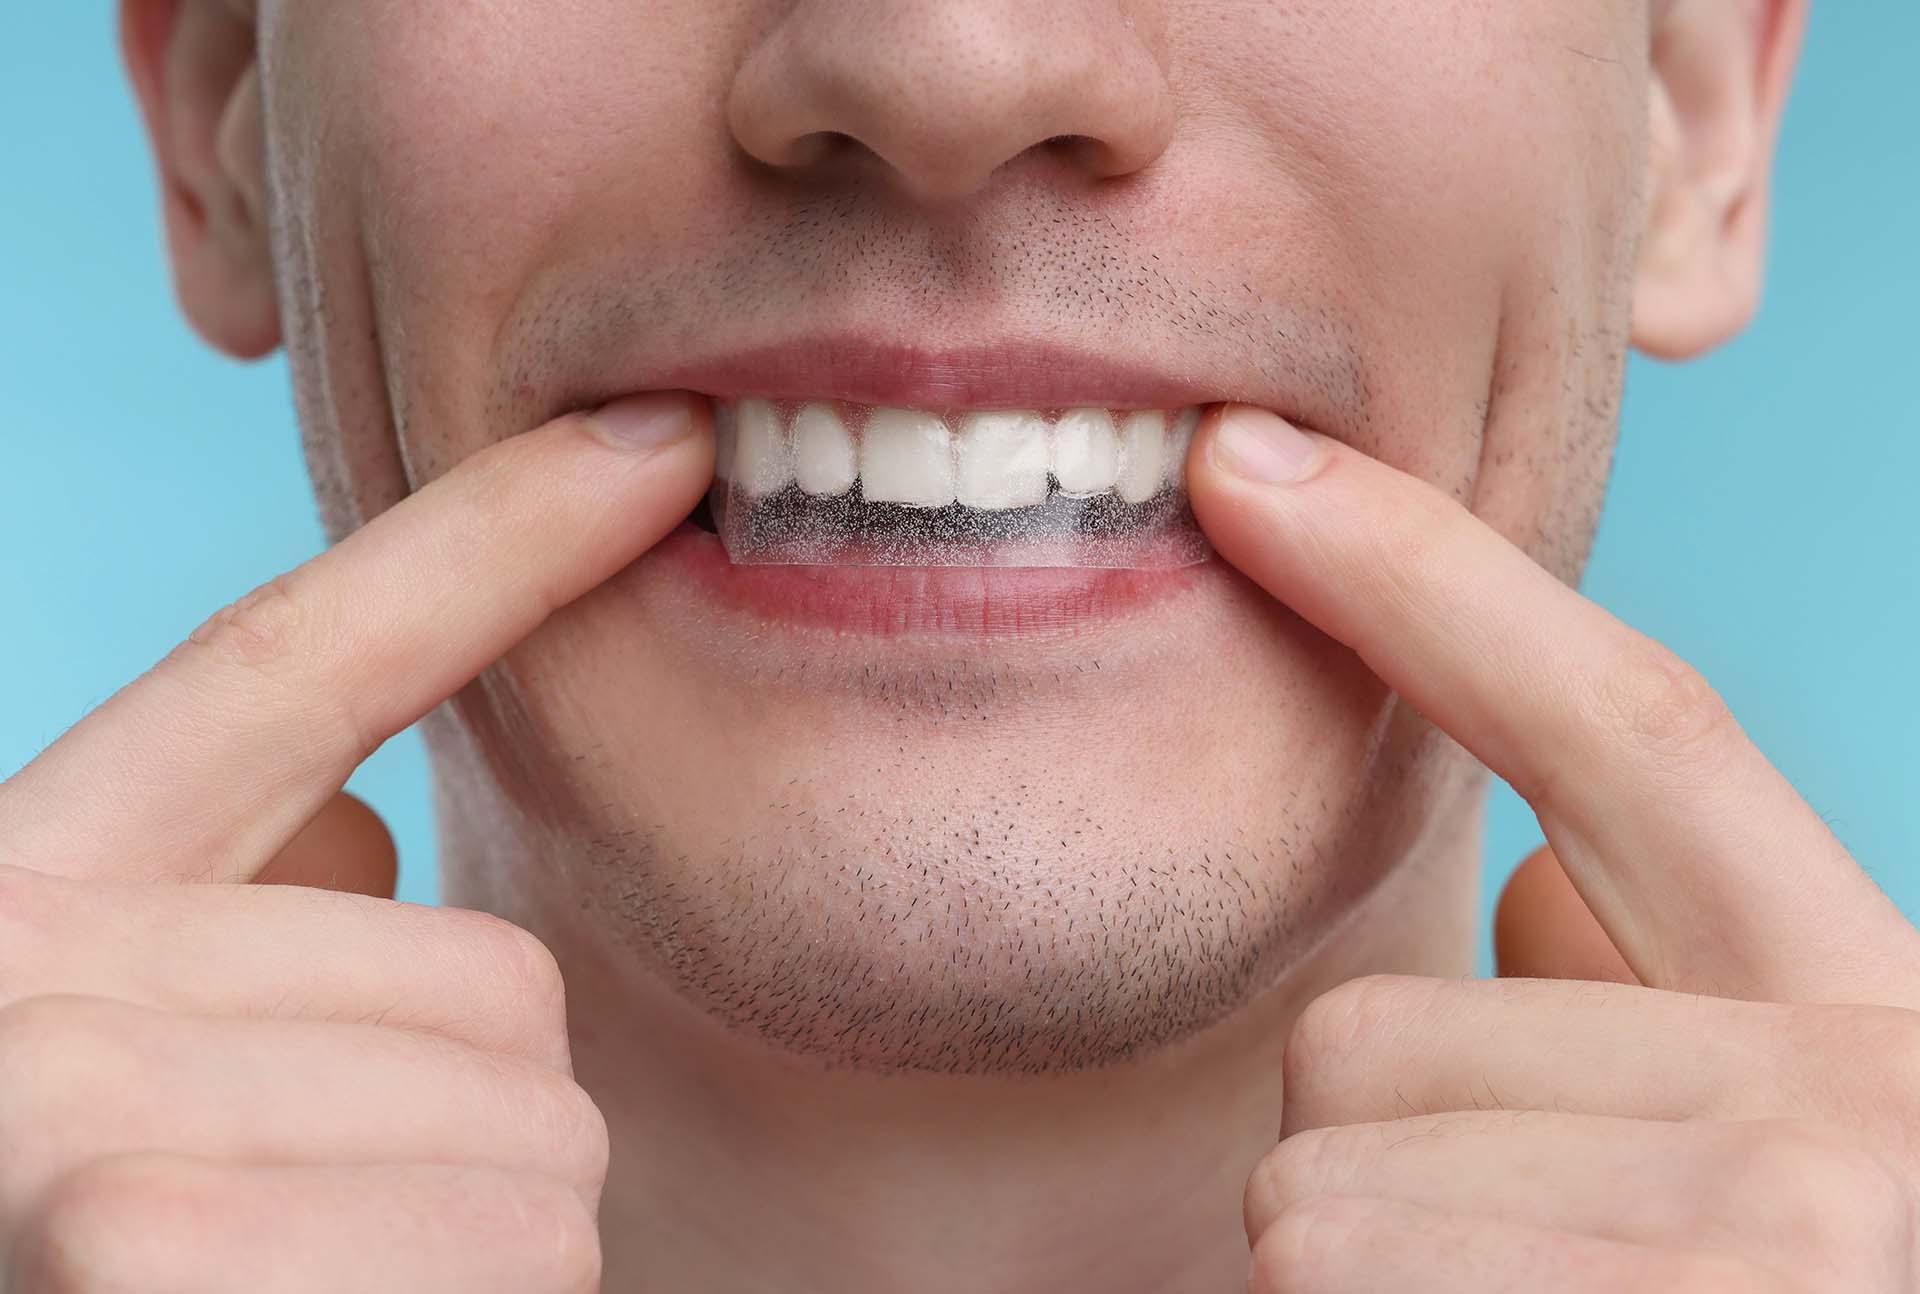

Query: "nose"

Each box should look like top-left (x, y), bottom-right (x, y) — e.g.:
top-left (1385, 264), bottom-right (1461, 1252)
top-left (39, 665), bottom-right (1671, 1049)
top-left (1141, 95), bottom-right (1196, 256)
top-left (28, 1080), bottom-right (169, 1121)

top-left (728, 0), bottom-right (1174, 203)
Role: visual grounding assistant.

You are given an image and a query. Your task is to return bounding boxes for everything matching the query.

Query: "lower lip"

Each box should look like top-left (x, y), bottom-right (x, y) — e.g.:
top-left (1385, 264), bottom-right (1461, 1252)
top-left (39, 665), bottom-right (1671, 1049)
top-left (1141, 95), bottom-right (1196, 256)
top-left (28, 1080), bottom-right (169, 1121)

top-left (650, 522), bottom-right (1213, 637)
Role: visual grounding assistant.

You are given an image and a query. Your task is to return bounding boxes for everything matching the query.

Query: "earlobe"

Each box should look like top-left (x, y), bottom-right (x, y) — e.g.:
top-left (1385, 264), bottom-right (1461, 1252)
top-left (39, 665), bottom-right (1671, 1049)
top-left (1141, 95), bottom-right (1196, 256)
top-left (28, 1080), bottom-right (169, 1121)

top-left (1630, 0), bottom-right (1807, 361)
top-left (121, 0), bottom-right (279, 359)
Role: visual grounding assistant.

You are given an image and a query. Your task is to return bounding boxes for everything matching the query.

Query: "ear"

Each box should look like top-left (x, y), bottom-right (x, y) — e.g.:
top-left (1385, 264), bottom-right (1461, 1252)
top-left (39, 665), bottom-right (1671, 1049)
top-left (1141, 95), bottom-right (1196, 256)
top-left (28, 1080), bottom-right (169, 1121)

top-left (121, 0), bottom-right (278, 358)
top-left (1632, 0), bottom-right (1808, 359)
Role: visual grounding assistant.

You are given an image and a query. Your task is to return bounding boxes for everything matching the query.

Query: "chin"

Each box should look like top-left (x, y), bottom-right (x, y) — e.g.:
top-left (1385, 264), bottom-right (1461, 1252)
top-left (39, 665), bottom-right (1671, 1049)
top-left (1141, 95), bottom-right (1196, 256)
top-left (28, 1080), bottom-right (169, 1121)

top-left (437, 525), bottom-right (1461, 1076)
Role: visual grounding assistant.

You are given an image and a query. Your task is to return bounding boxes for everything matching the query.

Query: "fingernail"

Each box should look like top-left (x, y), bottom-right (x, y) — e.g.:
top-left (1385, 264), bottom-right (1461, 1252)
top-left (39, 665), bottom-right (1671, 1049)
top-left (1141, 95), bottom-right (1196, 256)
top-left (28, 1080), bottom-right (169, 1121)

top-left (1211, 405), bottom-right (1323, 484)
top-left (587, 391), bottom-right (697, 450)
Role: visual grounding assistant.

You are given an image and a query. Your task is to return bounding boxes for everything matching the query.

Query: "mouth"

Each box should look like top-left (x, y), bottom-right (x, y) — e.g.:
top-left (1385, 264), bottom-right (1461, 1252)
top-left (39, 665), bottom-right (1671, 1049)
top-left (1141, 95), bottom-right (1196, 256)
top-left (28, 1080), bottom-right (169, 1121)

top-left (655, 396), bottom-right (1218, 638)
top-left (611, 337), bottom-right (1237, 638)
top-left (707, 398), bottom-right (1209, 569)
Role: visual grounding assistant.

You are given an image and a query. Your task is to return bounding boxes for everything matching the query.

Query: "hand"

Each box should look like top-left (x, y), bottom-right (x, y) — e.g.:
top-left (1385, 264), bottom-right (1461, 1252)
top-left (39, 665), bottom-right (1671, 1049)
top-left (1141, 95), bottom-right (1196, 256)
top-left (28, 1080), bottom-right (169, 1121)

top-left (0, 394), bottom-right (709, 1292)
top-left (1190, 405), bottom-right (1920, 1292)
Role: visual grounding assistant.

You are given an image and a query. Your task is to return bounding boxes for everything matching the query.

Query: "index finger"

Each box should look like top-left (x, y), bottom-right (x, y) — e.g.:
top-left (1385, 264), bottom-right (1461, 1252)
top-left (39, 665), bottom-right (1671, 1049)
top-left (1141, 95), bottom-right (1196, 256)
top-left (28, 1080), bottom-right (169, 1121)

top-left (0, 393), bottom-right (710, 884)
top-left (1187, 404), bottom-right (1919, 1004)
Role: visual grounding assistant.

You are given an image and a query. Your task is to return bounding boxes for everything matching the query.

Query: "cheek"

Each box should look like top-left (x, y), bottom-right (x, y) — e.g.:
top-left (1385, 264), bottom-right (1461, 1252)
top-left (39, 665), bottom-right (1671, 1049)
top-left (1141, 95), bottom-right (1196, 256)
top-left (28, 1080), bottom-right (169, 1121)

top-left (273, 2), bottom-right (743, 449)
top-left (1182, 8), bottom-right (1651, 347)
top-left (354, 11), bottom-right (702, 260)
top-left (1189, 2), bottom-right (1645, 572)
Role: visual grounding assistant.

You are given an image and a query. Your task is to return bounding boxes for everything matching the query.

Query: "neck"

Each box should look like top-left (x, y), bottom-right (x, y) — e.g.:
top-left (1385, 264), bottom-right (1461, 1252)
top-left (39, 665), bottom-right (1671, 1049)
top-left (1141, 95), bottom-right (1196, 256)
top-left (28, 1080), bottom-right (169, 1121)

top-left (438, 791), bottom-right (1482, 1294)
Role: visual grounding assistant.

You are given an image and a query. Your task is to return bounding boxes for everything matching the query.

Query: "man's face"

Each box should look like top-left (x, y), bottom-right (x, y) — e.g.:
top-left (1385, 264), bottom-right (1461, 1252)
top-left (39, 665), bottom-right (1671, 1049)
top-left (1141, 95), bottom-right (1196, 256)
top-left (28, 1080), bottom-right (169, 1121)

top-left (249, 0), bottom-right (1651, 1073)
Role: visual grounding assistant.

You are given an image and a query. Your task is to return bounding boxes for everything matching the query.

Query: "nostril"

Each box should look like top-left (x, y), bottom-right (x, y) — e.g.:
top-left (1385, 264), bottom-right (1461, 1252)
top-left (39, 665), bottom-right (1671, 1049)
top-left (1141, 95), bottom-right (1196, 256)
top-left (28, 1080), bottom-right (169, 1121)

top-left (775, 129), bottom-right (858, 169)
top-left (1042, 133), bottom-right (1134, 179)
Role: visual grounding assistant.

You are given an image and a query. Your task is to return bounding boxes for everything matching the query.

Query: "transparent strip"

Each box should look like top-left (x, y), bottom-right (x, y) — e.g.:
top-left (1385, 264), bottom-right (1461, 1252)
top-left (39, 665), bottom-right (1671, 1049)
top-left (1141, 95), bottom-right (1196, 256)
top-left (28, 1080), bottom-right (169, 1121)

top-left (712, 400), bottom-right (1213, 570)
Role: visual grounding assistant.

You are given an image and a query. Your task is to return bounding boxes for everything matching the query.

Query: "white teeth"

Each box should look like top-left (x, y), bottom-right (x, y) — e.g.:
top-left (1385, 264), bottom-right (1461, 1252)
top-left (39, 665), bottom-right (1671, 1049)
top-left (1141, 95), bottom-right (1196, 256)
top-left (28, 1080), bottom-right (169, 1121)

top-left (792, 402), bottom-right (856, 497)
top-left (1050, 408), bottom-right (1120, 496)
top-left (957, 411), bottom-right (1050, 509)
top-left (1164, 406), bottom-right (1199, 487)
top-left (860, 408), bottom-right (956, 507)
top-left (714, 401), bottom-right (1201, 507)
top-left (733, 398), bottom-right (792, 496)
top-left (711, 400), bottom-right (739, 482)
top-left (1115, 410), bottom-right (1166, 504)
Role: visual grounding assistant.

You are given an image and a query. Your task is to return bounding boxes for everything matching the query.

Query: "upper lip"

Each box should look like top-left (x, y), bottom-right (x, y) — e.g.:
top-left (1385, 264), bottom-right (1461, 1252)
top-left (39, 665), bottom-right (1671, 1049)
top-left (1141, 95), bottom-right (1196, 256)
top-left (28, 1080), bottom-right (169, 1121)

top-left (641, 334), bottom-right (1224, 412)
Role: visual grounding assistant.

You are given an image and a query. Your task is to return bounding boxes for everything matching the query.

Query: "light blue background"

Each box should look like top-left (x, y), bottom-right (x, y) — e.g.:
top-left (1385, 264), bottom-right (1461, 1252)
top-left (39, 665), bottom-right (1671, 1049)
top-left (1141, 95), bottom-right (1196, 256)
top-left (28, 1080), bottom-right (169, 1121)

top-left (3, 8), bottom-right (1914, 973)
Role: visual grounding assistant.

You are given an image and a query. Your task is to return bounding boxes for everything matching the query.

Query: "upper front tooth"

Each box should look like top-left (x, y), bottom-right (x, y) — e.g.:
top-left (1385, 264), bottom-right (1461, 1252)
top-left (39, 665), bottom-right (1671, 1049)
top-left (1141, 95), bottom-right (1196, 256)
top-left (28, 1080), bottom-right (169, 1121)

top-left (1164, 406), bottom-right (1200, 487)
top-left (732, 398), bottom-right (792, 496)
top-left (1051, 408), bottom-right (1120, 496)
top-left (1116, 410), bottom-right (1167, 503)
top-left (712, 400), bottom-right (739, 481)
top-left (860, 408), bottom-right (956, 507)
top-left (957, 411), bottom-right (1049, 509)
top-left (793, 402), bottom-right (856, 497)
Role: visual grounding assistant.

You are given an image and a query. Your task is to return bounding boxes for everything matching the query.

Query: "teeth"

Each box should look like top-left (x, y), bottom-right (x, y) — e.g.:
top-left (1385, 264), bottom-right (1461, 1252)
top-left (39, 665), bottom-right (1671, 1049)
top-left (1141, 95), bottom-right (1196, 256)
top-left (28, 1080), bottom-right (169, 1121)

top-left (712, 401), bottom-right (738, 481)
top-left (957, 411), bottom-right (1050, 509)
top-left (1050, 408), bottom-right (1120, 496)
top-left (1115, 410), bottom-right (1166, 504)
top-left (793, 402), bottom-right (857, 497)
top-left (733, 398), bottom-right (792, 496)
top-left (713, 400), bottom-right (1200, 507)
top-left (860, 408), bottom-right (956, 507)
top-left (1164, 406), bottom-right (1199, 487)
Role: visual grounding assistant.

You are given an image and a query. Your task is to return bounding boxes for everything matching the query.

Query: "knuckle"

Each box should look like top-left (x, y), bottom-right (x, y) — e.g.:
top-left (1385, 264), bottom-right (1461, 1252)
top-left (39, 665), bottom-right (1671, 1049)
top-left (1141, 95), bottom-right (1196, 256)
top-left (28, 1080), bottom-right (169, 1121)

top-left (467, 1170), bottom-right (603, 1292)
top-left (1284, 975), bottom-right (1429, 1097)
top-left (562, 1085), bottom-right (612, 1202)
top-left (1725, 1120), bottom-right (1913, 1267)
top-left (176, 573), bottom-right (311, 676)
top-left (536, 1185), bottom-right (605, 1293)
top-left (1596, 636), bottom-right (1740, 780)
top-left (165, 572), bottom-right (376, 769)
top-left (461, 910), bottom-right (569, 1008)
top-left (448, 909), bottom-right (572, 1062)
top-left (524, 1072), bottom-right (611, 1204)
top-left (1249, 1196), bottom-right (1376, 1292)
top-left (11, 1153), bottom-right (214, 1294)
top-left (1246, 1128), bottom-right (1344, 1235)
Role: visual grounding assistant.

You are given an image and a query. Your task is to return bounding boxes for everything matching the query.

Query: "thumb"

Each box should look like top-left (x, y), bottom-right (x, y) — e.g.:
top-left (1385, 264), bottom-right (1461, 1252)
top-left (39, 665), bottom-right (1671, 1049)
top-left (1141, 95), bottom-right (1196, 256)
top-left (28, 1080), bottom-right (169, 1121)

top-left (1494, 845), bottom-right (1637, 983)
top-left (252, 790), bottom-right (398, 897)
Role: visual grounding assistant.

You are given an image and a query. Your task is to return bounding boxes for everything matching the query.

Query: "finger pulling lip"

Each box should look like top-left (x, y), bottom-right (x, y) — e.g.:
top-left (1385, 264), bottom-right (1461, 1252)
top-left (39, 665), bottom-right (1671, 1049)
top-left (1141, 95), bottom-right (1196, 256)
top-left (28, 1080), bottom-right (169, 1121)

top-left (648, 522), bottom-right (1217, 639)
